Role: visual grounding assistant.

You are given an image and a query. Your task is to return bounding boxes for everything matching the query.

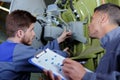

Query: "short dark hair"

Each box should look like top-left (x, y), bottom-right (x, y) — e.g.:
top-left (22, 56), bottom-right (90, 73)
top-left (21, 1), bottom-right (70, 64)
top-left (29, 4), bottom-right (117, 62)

top-left (6, 10), bottom-right (36, 37)
top-left (94, 3), bottom-right (120, 26)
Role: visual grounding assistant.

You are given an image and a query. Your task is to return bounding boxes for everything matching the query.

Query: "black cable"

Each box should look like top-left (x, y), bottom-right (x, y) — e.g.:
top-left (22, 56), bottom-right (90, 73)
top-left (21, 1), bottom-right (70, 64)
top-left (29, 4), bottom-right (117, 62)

top-left (69, 0), bottom-right (80, 21)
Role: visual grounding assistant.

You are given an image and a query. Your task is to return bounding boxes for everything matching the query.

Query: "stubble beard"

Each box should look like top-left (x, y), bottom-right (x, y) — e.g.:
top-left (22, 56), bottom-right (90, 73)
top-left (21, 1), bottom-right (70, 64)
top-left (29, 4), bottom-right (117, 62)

top-left (21, 36), bottom-right (31, 46)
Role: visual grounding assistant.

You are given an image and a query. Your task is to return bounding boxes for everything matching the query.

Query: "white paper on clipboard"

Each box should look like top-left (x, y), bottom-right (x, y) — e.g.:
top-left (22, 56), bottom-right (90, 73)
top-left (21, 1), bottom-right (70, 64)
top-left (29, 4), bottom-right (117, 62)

top-left (29, 48), bottom-right (68, 80)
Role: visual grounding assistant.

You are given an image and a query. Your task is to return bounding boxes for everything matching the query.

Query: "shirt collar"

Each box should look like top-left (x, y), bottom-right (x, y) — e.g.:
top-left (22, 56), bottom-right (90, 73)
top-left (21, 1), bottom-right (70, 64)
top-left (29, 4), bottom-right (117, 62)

top-left (100, 27), bottom-right (120, 48)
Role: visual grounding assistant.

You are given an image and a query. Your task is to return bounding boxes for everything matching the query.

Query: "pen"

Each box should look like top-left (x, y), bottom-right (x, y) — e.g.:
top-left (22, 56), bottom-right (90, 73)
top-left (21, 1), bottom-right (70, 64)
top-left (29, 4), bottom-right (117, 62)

top-left (61, 64), bottom-right (64, 66)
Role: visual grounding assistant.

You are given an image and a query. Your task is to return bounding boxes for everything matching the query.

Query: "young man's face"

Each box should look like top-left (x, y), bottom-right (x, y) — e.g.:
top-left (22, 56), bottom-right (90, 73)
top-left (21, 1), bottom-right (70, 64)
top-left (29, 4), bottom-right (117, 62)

top-left (21, 23), bottom-right (35, 45)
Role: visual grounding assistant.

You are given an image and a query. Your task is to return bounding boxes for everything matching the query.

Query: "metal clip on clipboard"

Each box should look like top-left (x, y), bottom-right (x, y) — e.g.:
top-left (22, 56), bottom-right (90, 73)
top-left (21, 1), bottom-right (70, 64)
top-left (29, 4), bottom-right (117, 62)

top-left (35, 50), bottom-right (47, 58)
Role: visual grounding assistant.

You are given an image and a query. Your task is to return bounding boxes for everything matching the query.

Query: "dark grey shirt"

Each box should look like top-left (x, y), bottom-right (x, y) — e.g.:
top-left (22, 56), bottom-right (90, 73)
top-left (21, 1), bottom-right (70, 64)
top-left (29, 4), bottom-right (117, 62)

top-left (83, 27), bottom-right (120, 80)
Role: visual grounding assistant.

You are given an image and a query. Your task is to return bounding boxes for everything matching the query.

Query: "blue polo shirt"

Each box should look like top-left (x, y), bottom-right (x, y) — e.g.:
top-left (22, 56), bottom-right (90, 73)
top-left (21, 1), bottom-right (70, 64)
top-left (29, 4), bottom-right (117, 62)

top-left (0, 39), bottom-right (68, 80)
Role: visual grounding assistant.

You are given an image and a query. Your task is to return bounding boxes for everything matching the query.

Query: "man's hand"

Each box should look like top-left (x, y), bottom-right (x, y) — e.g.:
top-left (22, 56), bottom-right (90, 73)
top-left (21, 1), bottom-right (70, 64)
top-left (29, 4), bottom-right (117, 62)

top-left (57, 30), bottom-right (72, 44)
top-left (62, 58), bottom-right (86, 80)
top-left (43, 70), bottom-right (62, 80)
top-left (63, 47), bottom-right (71, 57)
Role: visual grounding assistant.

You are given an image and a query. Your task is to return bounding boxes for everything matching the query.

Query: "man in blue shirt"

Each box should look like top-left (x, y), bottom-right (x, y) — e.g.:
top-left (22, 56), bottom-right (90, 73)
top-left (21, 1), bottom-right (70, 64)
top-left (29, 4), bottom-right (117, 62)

top-left (0, 10), bottom-right (71, 80)
top-left (45, 3), bottom-right (120, 80)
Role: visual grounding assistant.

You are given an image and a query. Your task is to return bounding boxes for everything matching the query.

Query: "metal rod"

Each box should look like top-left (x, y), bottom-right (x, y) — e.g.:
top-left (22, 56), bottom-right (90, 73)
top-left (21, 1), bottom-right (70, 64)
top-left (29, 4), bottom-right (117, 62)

top-left (0, 6), bottom-right (9, 12)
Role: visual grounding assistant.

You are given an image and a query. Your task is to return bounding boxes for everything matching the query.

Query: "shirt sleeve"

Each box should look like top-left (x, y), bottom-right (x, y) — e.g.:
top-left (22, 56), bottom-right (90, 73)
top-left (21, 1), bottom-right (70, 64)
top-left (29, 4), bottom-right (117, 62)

top-left (39, 39), bottom-right (69, 57)
top-left (83, 71), bottom-right (120, 80)
top-left (13, 39), bottom-right (68, 72)
top-left (40, 39), bottom-right (60, 50)
top-left (13, 44), bottom-right (43, 72)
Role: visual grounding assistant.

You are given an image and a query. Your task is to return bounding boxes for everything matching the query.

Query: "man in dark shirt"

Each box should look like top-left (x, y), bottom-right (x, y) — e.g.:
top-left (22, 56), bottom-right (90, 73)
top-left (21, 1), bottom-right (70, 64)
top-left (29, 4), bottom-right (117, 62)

top-left (45, 3), bottom-right (120, 80)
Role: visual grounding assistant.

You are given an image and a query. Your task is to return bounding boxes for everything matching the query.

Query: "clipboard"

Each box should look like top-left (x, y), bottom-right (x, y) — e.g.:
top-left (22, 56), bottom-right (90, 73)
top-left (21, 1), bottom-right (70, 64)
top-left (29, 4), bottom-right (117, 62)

top-left (28, 48), bottom-right (68, 80)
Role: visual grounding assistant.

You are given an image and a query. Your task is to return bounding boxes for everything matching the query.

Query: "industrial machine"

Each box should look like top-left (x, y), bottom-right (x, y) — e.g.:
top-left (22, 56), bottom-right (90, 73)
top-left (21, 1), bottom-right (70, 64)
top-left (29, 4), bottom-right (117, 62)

top-left (0, 0), bottom-right (120, 80)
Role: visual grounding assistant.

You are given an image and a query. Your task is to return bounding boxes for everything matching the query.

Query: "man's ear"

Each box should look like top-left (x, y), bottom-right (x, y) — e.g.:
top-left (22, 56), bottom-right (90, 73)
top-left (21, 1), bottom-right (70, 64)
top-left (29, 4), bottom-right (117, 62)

top-left (100, 13), bottom-right (109, 23)
top-left (16, 30), bottom-right (25, 38)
